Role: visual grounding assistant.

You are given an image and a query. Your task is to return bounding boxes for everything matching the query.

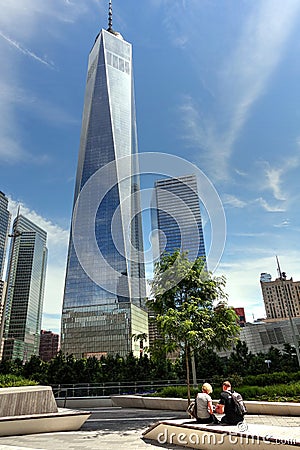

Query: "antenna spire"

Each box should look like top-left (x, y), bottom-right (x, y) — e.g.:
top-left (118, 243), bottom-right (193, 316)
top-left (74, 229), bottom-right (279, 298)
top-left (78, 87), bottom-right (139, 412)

top-left (108, 0), bottom-right (113, 32)
top-left (276, 255), bottom-right (282, 279)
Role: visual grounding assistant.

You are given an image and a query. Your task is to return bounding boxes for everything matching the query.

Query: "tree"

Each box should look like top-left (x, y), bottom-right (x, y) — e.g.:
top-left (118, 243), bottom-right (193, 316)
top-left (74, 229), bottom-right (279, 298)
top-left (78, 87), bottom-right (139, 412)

top-left (147, 251), bottom-right (240, 402)
top-left (227, 341), bottom-right (253, 376)
top-left (23, 355), bottom-right (48, 383)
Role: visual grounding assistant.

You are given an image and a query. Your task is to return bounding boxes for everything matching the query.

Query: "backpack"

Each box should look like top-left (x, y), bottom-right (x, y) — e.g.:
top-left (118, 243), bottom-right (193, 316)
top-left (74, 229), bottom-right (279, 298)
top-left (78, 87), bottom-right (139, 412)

top-left (186, 400), bottom-right (197, 418)
top-left (230, 391), bottom-right (247, 416)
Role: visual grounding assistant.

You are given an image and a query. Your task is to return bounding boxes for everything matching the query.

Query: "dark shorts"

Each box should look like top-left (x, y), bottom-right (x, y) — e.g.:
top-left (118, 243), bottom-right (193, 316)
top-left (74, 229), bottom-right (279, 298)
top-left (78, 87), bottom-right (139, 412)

top-left (196, 415), bottom-right (214, 424)
top-left (221, 415), bottom-right (243, 425)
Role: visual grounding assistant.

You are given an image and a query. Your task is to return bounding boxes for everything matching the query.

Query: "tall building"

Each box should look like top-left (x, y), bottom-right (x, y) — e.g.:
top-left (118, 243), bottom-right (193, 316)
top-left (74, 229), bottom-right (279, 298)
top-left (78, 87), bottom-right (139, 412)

top-left (260, 272), bottom-right (300, 320)
top-left (149, 175), bottom-right (207, 352)
top-left (0, 191), bottom-right (11, 279)
top-left (2, 214), bottom-right (48, 361)
top-left (61, 4), bottom-right (147, 358)
top-left (152, 174), bottom-right (206, 263)
top-left (39, 330), bottom-right (59, 362)
top-left (0, 191), bottom-right (11, 356)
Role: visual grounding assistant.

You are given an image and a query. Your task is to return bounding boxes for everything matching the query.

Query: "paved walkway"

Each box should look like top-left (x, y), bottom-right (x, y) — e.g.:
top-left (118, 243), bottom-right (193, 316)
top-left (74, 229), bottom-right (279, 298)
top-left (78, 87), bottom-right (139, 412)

top-left (0, 407), bottom-right (299, 449)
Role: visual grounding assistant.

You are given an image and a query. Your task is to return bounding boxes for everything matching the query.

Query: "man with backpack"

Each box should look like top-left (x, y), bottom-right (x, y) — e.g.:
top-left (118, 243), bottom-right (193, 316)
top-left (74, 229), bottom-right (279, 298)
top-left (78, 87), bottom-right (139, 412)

top-left (215, 380), bottom-right (246, 425)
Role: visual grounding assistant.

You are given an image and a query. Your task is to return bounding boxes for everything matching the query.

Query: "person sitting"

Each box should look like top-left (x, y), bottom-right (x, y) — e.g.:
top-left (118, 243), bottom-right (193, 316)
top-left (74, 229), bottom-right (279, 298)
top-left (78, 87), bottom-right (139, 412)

top-left (195, 382), bottom-right (218, 424)
top-left (215, 380), bottom-right (244, 425)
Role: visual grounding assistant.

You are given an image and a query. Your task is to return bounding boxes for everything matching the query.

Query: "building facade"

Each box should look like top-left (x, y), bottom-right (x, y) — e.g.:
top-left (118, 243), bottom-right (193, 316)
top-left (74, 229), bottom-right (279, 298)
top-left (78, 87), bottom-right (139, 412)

top-left (234, 307), bottom-right (246, 327)
top-left (149, 175), bottom-right (207, 352)
top-left (152, 174), bottom-right (206, 263)
top-left (0, 191), bottom-right (11, 280)
top-left (61, 13), bottom-right (147, 358)
top-left (219, 317), bottom-right (300, 356)
top-left (0, 191), bottom-right (10, 279)
top-left (0, 191), bottom-right (10, 357)
top-left (260, 272), bottom-right (300, 320)
top-left (39, 330), bottom-right (59, 362)
top-left (2, 214), bottom-right (48, 361)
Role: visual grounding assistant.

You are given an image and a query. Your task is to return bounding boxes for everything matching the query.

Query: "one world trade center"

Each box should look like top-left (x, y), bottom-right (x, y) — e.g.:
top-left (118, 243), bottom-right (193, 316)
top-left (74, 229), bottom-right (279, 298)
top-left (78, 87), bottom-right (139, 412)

top-left (61, 3), bottom-right (147, 358)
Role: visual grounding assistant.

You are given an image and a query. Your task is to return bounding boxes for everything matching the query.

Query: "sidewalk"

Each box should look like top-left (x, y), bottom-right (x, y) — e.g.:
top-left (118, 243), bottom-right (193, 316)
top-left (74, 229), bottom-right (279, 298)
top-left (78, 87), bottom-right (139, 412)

top-left (0, 409), bottom-right (299, 449)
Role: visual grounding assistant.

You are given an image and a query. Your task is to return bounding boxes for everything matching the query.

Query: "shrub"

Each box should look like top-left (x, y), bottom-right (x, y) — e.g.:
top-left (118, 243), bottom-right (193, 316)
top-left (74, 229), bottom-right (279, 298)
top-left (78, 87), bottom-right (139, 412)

top-left (151, 381), bottom-right (300, 402)
top-left (211, 374), bottom-right (244, 388)
top-left (238, 382), bottom-right (300, 402)
top-left (242, 371), bottom-right (300, 387)
top-left (152, 385), bottom-right (199, 398)
top-left (0, 374), bottom-right (38, 388)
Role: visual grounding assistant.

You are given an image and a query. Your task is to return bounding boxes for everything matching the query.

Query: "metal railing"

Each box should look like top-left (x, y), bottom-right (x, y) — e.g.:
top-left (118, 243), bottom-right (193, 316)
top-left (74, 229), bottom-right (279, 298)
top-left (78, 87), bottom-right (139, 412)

top-left (51, 379), bottom-right (195, 403)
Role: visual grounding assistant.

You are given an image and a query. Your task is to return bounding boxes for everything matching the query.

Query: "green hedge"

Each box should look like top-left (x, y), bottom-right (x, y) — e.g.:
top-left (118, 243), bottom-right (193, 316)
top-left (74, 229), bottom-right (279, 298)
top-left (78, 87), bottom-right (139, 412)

top-left (238, 382), bottom-right (300, 402)
top-left (152, 385), bottom-right (199, 398)
top-left (242, 371), bottom-right (300, 387)
top-left (0, 374), bottom-right (38, 388)
top-left (153, 381), bottom-right (300, 402)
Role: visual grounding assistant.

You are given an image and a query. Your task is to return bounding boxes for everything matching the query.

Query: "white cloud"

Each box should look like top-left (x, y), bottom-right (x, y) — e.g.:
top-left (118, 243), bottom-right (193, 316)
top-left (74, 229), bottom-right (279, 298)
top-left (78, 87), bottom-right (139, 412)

top-left (255, 197), bottom-right (285, 213)
top-left (261, 152), bottom-right (300, 201)
top-left (0, 30), bottom-right (55, 68)
top-left (176, 1), bottom-right (300, 181)
top-left (264, 166), bottom-right (286, 201)
top-left (223, 194), bottom-right (247, 209)
top-left (0, 0), bottom-right (97, 164)
top-left (274, 219), bottom-right (290, 228)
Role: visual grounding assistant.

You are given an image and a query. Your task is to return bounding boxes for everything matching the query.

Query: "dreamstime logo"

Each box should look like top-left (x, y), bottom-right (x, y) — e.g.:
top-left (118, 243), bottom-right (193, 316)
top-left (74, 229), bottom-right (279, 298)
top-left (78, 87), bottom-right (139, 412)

top-left (72, 152), bottom-right (226, 296)
top-left (157, 426), bottom-right (297, 446)
top-left (238, 421), bottom-right (248, 432)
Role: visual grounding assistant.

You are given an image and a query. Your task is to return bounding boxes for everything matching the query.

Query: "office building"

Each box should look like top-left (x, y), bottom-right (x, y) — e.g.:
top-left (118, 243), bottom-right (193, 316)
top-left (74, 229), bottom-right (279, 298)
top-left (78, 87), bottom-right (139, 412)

top-left (61, 4), bottom-right (147, 358)
top-left (0, 192), bottom-right (11, 357)
top-left (149, 175), bottom-right (206, 352)
top-left (152, 174), bottom-right (206, 263)
top-left (260, 272), bottom-right (300, 320)
top-left (219, 317), bottom-right (300, 356)
top-left (234, 307), bottom-right (246, 327)
top-left (0, 191), bottom-right (11, 279)
top-left (39, 330), bottom-right (59, 362)
top-left (2, 214), bottom-right (48, 361)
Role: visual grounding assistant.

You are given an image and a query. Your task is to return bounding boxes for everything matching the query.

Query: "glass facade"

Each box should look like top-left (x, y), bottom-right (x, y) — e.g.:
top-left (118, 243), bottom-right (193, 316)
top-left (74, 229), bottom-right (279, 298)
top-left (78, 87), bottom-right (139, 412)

top-left (153, 174), bottom-right (206, 263)
top-left (3, 215), bottom-right (48, 361)
top-left (0, 192), bottom-right (10, 353)
top-left (0, 191), bottom-right (11, 279)
top-left (61, 28), bottom-right (147, 358)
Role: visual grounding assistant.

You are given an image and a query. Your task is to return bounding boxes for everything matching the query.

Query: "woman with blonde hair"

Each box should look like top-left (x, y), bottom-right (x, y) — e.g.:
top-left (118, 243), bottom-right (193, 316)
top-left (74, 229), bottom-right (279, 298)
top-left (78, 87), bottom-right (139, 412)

top-left (195, 382), bottom-right (218, 424)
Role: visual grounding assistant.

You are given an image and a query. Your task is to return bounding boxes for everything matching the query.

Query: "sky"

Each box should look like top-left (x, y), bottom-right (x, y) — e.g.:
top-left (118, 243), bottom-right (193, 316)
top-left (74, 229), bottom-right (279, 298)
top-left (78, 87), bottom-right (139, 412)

top-left (1, 0), bottom-right (300, 334)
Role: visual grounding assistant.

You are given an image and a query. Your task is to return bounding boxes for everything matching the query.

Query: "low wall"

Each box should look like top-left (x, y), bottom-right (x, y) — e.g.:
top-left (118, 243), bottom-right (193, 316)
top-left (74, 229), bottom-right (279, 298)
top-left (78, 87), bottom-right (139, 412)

top-left (56, 396), bottom-right (113, 409)
top-left (111, 395), bottom-right (300, 416)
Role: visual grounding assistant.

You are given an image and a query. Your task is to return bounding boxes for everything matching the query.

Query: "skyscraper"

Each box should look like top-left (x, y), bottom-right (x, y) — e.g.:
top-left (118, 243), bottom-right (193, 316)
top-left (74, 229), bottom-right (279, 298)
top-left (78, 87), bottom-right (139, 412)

top-left (0, 191), bottom-right (11, 355)
top-left (260, 272), bottom-right (300, 320)
top-left (152, 174), bottom-right (206, 264)
top-left (2, 214), bottom-right (48, 361)
top-left (0, 191), bottom-right (11, 279)
top-left (61, 4), bottom-right (147, 358)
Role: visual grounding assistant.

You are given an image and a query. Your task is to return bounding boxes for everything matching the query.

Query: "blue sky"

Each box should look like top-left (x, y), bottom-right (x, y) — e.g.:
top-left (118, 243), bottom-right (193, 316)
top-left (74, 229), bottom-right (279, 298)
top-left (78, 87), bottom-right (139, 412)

top-left (1, 0), bottom-right (300, 333)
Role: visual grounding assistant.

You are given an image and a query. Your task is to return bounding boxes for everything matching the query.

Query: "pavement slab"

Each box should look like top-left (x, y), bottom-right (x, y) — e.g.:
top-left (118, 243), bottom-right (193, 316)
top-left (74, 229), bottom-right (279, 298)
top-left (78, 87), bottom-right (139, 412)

top-left (0, 408), bottom-right (298, 450)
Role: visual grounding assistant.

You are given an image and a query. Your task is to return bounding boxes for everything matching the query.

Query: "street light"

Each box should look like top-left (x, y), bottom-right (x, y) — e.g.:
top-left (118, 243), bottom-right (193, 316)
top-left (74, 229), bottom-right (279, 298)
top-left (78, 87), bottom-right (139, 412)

top-left (264, 359), bottom-right (271, 372)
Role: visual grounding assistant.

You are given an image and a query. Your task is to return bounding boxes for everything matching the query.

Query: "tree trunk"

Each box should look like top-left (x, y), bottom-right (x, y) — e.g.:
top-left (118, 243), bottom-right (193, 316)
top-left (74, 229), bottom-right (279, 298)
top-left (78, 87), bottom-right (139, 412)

top-left (190, 346), bottom-right (197, 387)
top-left (185, 342), bottom-right (191, 404)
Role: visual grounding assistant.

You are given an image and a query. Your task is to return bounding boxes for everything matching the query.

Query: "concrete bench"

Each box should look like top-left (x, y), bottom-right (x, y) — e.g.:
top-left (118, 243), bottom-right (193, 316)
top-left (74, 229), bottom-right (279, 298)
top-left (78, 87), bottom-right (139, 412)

top-left (0, 385), bottom-right (57, 417)
top-left (143, 418), bottom-right (300, 449)
top-left (0, 385), bottom-right (90, 437)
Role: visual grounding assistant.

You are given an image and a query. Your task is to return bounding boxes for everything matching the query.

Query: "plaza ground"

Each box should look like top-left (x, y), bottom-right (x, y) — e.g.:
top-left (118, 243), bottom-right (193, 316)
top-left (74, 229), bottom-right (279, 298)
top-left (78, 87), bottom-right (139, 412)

top-left (0, 407), bottom-right (299, 449)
